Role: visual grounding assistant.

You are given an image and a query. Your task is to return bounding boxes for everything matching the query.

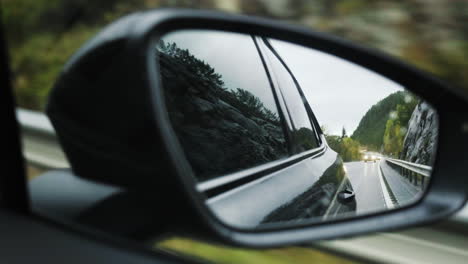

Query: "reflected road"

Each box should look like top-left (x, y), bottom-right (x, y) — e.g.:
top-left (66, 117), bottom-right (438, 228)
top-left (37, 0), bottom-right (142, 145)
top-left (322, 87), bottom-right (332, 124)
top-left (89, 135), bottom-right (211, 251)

top-left (344, 161), bottom-right (388, 214)
top-left (344, 158), bottom-right (424, 214)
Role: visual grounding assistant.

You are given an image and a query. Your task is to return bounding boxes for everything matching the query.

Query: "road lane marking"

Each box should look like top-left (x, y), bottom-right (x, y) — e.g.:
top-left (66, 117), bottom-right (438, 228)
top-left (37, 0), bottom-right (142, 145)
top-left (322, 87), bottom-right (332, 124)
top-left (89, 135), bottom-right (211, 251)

top-left (378, 161), bottom-right (394, 209)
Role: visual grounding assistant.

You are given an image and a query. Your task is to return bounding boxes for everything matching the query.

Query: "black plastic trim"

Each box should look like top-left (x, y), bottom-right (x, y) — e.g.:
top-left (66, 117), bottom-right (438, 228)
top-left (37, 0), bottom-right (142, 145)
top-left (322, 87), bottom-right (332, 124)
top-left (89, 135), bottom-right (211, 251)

top-left (0, 7), bottom-right (29, 213)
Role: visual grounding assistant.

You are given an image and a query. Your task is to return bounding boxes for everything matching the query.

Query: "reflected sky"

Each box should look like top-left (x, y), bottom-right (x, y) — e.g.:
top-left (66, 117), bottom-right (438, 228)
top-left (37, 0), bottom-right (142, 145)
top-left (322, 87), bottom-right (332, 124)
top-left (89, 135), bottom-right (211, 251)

top-left (160, 29), bottom-right (404, 136)
top-left (271, 40), bottom-right (404, 135)
top-left (160, 30), bottom-right (278, 113)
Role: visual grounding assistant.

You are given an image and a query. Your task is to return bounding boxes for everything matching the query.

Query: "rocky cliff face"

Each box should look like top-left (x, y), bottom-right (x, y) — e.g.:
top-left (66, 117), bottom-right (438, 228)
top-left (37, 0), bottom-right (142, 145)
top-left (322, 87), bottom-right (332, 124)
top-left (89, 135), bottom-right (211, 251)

top-left (400, 102), bottom-right (438, 165)
top-left (158, 51), bottom-right (288, 181)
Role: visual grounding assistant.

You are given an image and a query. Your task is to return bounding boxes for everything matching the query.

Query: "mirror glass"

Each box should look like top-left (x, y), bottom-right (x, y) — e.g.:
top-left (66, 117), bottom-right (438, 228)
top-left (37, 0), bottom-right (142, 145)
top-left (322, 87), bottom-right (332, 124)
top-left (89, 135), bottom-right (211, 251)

top-left (155, 30), bottom-right (438, 229)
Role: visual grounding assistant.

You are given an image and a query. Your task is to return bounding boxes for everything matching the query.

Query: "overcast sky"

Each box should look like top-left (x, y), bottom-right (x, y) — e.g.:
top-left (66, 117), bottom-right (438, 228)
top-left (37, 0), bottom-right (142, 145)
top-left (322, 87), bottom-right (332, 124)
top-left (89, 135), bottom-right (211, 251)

top-left (270, 39), bottom-right (403, 135)
top-left (161, 30), bottom-right (404, 135)
top-left (161, 30), bottom-right (279, 115)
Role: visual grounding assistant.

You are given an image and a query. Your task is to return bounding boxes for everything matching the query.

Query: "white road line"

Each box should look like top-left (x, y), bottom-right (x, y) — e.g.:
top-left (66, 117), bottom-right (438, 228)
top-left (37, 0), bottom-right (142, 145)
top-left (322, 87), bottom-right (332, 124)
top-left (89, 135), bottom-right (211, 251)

top-left (378, 161), bottom-right (394, 209)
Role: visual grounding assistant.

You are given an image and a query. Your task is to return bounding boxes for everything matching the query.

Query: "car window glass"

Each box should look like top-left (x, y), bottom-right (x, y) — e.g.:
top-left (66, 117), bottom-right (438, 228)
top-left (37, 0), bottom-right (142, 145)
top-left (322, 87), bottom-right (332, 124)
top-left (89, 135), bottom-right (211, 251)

top-left (261, 41), bottom-right (319, 153)
top-left (159, 30), bottom-right (288, 181)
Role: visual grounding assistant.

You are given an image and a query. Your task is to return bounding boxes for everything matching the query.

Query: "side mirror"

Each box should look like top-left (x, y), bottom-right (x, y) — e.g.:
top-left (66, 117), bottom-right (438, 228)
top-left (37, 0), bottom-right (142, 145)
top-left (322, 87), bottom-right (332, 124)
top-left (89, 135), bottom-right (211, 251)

top-left (46, 9), bottom-right (468, 247)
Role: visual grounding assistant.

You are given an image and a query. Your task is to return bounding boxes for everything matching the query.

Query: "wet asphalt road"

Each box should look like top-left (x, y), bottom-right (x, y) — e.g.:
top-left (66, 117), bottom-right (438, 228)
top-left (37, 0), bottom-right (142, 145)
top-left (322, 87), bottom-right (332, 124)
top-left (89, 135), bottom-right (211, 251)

top-left (344, 161), bottom-right (387, 214)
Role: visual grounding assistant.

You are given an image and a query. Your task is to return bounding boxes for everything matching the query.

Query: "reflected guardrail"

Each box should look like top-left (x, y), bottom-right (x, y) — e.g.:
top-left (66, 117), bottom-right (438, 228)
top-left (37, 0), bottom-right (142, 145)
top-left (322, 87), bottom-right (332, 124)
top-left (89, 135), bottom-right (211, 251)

top-left (385, 157), bottom-right (432, 187)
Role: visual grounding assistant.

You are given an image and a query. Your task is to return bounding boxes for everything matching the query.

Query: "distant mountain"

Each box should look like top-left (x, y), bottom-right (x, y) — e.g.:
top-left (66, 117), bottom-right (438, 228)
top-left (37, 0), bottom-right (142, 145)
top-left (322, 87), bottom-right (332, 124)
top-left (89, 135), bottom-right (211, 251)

top-left (351, 91), bottom-right (407, 150)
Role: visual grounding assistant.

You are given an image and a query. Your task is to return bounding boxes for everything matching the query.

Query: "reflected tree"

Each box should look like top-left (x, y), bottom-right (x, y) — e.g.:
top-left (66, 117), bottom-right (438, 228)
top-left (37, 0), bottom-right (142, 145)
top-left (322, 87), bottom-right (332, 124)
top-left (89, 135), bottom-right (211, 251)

top-left (383, 96), bottom-right (418, 157)
top-left (157, 40), bottom-right (287, 181)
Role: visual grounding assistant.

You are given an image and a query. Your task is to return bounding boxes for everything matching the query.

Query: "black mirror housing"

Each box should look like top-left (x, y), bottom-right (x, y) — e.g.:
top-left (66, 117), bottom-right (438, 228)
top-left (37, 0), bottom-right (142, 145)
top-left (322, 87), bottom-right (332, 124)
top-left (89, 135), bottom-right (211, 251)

top-left (47, 9), bottom-right (468, 247)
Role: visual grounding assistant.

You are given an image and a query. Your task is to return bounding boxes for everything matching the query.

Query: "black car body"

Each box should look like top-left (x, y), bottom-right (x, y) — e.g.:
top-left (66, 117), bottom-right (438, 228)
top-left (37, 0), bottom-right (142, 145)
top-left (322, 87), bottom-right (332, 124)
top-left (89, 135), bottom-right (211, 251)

top-left (158, 33), bottom-right (356, 227)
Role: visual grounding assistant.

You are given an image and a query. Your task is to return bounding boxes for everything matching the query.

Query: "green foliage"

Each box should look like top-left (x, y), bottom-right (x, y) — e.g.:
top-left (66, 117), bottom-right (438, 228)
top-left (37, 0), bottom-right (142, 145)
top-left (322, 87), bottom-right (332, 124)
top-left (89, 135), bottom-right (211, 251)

top-left (351, 90), bottom-right (418, 156)
top-left (325, 135), bottom-right (361, 162)
top-left (383, 119), bottom-right (403, 156)
top-left (159, 40), bottom-right (280, 125)
top-left (382, 97), bottom-right (418, 156)
top-left (158, 40), bottom-right (225, 88)
top-left (228, 88), bottom-right (281, 124)
top-left (341, 137), bottom-right (361, 161)
top-left (11, 26), bottom-right (100, 109)
top-left (294, 127), bottom-right (318, 150)
top-left (3, 0), bottom-right (144, 109)
top-left (4, 0), bottom-right (468, 111)
top-left (351, 91), bottom-right (408, 150)
top-left (157, 237), bottom-right (358, 264)
top-left (2, 0), bottom-right (62, 43)
top-left (325, 135), bottom-right (341, 154)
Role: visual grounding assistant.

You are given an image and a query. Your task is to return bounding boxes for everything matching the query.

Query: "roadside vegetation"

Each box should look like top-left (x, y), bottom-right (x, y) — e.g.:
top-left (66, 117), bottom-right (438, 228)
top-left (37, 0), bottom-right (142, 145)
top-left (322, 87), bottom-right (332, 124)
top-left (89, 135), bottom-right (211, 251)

top-left (351, 91), bottom-right (408, 150)
top-left (351, 91), bottom-right (419, 157)
top-left (382, 96), bottom-right (419, 157)
top-left (326, 91), bottom-right (419, 162)
top-left (324, 127), bottom-right (362, 162)
top-left (157, 237), bottom-right (357, 264)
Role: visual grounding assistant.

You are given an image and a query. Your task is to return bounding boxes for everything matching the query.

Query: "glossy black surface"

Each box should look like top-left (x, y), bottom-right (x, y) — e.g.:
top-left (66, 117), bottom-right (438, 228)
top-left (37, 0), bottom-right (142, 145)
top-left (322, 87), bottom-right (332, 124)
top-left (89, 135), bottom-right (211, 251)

top-left (158, 31), bottom-right (288, 181)
top-left (157, 30), bottom-right (356, 228)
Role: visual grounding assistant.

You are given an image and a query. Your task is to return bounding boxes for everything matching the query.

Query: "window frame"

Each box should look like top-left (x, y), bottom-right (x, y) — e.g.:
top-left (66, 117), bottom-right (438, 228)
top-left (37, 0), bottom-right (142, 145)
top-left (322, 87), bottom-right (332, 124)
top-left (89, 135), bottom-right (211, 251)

top-left (196, 34), bottom-right (327, 198)
top-left (259, 37), bottom-right (323, 152)
top-left (160, 31), bottom-right (293, 183)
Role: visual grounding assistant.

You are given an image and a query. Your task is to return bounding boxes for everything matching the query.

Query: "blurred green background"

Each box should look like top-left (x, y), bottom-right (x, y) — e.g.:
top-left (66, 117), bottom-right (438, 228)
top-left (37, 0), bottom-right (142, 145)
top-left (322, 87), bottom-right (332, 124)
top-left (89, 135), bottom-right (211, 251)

top-left (2, 0), bottom-right (467, 263)
top-left (157, 237), bottom-right (358, 264)
top-left (3, 0), bottom-right (467, 110)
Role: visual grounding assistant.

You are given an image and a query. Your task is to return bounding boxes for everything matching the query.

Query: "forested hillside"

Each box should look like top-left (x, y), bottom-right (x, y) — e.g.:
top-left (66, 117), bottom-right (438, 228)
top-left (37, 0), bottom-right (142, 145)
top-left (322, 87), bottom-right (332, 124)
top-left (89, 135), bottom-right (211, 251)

top-left (351, 91), bottom-right (418, 155)
top-left (351, 91), bottom-right (407, 150)
top-left (382, 95), bottom-right (418, 156)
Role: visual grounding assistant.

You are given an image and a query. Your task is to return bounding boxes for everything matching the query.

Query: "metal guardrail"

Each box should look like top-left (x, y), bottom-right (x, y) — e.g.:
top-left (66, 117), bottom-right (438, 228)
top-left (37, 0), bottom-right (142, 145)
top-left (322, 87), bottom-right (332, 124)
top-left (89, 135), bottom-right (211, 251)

top-left (385, 157), bottom-right (432, 187)
top-left (16, 108), bottom-right (69, 169)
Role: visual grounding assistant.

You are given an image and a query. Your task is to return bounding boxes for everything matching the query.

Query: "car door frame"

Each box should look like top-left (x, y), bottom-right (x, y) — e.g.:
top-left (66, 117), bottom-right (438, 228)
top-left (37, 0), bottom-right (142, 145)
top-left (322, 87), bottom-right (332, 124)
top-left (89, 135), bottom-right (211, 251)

top-left (256, 35), bottom-right (354, 217)
top-left (196, 34), bottom-right (329, 199)
top-left (259, 37), bottom-right (324, 147)
top-left (199, 32), bottom-right (352, 229)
